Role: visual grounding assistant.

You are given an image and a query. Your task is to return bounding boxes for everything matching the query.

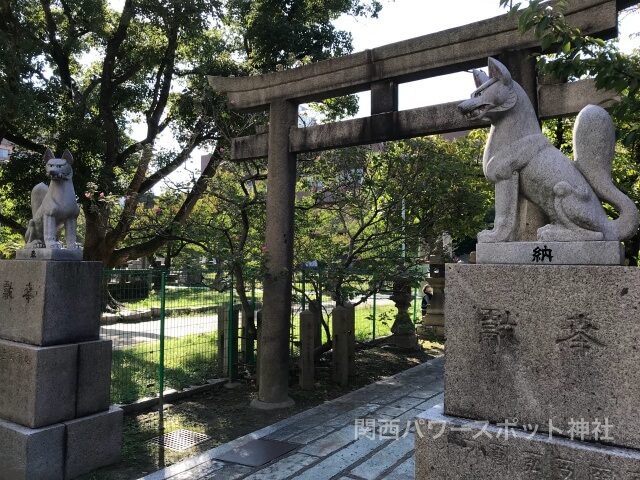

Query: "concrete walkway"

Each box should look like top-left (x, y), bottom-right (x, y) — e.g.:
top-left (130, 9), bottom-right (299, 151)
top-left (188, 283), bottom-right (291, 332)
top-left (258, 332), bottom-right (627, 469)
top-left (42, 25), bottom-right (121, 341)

top-left (141, 356), bottom-right (444, 480)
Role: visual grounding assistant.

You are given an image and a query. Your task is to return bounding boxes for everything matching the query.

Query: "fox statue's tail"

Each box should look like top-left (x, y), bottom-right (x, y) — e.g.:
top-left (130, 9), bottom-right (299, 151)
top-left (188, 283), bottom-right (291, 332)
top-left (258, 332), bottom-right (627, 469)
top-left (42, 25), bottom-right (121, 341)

top-left (574, 104), bottom-right (639, 240)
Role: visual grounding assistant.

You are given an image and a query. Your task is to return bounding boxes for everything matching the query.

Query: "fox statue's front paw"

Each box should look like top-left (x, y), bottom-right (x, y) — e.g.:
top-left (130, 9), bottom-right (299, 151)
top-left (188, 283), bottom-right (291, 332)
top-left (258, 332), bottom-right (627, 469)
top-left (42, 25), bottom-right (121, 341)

top-left (46, 241), bottom-right (62, 249)
top-left (26, 240), bottom-right (46, 249)
top-left (68, 242), bottom-right (82, 250)
top-left (477, 227), bottom-right (514, 243)
top-left (478, 228), bottom-right (500, 243)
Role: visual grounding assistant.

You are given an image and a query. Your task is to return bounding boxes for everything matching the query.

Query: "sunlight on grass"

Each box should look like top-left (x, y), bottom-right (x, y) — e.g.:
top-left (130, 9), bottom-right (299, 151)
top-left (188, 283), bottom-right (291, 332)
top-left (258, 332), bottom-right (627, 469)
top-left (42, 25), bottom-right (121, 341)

top-left (111, 332), bottom-right (220, 404)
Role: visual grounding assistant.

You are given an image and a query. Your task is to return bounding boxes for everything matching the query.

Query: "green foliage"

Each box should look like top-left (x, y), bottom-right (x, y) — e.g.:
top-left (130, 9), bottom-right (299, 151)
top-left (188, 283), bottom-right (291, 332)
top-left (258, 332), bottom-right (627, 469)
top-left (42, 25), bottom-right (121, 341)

top-left (499, 1), bottom-right (640, 147)
top-left (295, 134), bottom-right (492, 304)
top-left (225, 0), bottom-right (382, 72)
top-left (0, 0), bottom-right (382, 266)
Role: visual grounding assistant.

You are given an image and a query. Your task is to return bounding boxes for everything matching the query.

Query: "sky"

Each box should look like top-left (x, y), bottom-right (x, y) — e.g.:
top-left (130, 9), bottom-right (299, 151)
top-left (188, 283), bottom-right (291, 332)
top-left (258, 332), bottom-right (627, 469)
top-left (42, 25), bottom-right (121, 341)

top-left (333, 0), bottom-right (640, 116)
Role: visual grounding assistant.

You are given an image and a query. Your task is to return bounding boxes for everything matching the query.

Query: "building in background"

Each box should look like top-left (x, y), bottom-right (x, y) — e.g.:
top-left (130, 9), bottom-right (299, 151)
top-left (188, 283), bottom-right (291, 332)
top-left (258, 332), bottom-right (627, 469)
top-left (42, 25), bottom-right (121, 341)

top-left (0, 139), bottom-right (13, 163)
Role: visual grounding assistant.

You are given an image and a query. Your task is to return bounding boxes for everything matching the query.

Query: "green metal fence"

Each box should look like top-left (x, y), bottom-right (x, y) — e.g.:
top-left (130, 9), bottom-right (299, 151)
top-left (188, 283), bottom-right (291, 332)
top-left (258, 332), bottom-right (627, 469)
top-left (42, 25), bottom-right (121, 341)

top-left (102, 268), bottom-right (422, 404)
top-left (102, 269), bottom-right (227, 404)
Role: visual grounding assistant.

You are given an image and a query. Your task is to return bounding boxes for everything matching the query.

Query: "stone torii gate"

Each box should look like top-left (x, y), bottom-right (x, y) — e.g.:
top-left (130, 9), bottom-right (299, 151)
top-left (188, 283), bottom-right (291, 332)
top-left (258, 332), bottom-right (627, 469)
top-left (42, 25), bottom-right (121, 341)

top-left (208, 0), bottom-right (626, 408)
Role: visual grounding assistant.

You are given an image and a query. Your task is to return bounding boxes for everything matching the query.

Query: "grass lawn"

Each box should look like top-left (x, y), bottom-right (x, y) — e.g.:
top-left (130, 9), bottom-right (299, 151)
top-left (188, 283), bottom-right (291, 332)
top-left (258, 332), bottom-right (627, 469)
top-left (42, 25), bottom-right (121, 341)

top-left (111, 332), bottom-right (220, 404)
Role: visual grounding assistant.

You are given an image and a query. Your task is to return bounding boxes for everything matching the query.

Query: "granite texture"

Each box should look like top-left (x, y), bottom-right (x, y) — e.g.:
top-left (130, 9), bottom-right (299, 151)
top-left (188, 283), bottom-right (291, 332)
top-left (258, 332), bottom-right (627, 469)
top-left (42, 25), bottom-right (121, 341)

top-left (15, 248), bottom-right (83, 261)
top-left (476, 240), bottom-right (624, 265)
top-left (444, 263), bottom-right (640, 450)
top-left (64, 406), bottom-right (124, 479)
top-left (76, 339), bottom-right (112, 418)
top-left (0, 417), bottom-right (65, 480)
top-left (0, 338), bottom-right (77, 428)
top-left (459, 58), bottom-right (639, 243)
top-left (416, 405), bottom-right (640, 480)
top-left (0, 260), bottom-right (101, 346)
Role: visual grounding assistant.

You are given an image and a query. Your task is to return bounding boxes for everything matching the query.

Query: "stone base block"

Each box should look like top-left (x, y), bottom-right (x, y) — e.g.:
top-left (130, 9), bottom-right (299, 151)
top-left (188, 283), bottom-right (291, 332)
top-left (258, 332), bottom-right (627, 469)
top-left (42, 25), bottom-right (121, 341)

top-left (0, 417), bottom-right (65, 480)
top-left (76, 340), bottom-right (112, 417)
top-left (16, 248), bottom-right (83, 261)
top-left (475, 241), bottom-right (624, 265)
top-left (416, 406), bottom-right (640, 479)
top-left (64, 407), bottom-right (123, 479)
top-left (444, 264), bottom-right (640, 449)
top-left (0, 260), bottom-right (101, 346)
top-left (0, 339), bottom-right (77, 428)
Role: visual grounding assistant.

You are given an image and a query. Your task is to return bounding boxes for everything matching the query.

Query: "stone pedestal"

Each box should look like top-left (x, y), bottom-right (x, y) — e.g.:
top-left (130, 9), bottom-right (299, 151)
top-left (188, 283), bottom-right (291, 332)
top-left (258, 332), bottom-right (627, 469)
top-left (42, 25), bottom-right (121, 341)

top-left (0, 260), bottom-right (101, 345)
top-left (0, 260), bottom-right (122, 479)
top-left (476, 241), bottom-right (625, 265)
top-left (15, 248), bottom-right (83, 261)
top-left (388, 276), bottom-right (419, 349)
top-left (415, 263), bottom-right (640, 478)
top-left (416, 405), bottom-right (640, 479)
top-left (421, 275), bottom-right (445, 338)
top-left (0, 339), bottom-right (78, 428)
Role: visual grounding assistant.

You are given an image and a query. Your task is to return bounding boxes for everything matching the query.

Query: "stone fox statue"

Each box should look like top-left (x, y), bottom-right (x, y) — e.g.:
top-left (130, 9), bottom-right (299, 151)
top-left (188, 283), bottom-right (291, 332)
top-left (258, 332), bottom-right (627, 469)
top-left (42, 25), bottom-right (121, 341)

top-left (24, 149), bottom-right (80, 249)
top-left (458, 57), bottom-right (639, 243)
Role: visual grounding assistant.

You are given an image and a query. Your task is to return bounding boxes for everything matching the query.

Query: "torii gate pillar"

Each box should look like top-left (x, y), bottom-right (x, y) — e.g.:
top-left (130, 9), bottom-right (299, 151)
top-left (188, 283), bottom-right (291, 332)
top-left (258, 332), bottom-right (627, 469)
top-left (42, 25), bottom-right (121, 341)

top-left (251, 99), bottom-right (298, 409)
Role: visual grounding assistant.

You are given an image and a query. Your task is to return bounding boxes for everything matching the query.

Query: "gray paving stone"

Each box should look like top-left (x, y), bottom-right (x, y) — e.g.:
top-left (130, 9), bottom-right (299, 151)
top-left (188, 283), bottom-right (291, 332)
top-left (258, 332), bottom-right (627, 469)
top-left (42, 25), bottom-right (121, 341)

top-left (264, 410), bottom-right (341, 441)
top-left (298, 424), bottom-right (356, 457)
top-left (141, 358), bottom-right (445, 480)
top-left (406, 388), bottom-right (442, 399)
top-left (189, 464), bottom-right (252, 480)
top-left (383, 395), bottom-right (425, 411)
top-left (244, 452), bottom-right (318, 479)
top-left (168, 461), bottom-right (225, 480)
top-left (415, 394), bottom-right (444, 411)
top-left (288, 425), bottom-right (336, 444)
top-left (325, 403), bottom-right (381, 428)
top-left (371, 386), bottom-right (418, 405)
top-left (372, 406), bottom-right (407, 418)
top-left (382, 455), bottom-right (414, 480)
top-left (389, 408), bottom-right (426, 433)
top-left (350, 435), bottom-right (414, 480)
top-left (295, 436), bottom-right (390, 480)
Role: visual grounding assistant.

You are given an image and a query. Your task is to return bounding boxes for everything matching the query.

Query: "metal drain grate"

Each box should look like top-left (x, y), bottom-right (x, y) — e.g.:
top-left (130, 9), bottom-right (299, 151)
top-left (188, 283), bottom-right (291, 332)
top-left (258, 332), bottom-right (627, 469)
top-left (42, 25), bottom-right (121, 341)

top-left (147, 429), bottom-right (211, 452)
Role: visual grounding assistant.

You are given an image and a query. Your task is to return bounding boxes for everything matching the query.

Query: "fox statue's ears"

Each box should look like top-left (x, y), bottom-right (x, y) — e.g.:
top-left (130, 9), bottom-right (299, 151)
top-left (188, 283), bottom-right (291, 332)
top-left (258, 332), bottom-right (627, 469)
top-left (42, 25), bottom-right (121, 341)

top-left (43, 148), bottom-right (74, 165)
top-left (488, 57), bottom-right (513, 87)
top-left (62, 149), bottom-right (74, 165)
top-left (473, 69), bottom-right (490, 88)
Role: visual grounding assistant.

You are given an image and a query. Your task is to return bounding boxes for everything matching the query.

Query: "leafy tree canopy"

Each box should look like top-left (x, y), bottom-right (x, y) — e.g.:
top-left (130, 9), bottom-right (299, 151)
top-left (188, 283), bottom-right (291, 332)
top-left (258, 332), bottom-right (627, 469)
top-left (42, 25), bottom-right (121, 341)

top-left (0, 0), bottom-right (382, 266)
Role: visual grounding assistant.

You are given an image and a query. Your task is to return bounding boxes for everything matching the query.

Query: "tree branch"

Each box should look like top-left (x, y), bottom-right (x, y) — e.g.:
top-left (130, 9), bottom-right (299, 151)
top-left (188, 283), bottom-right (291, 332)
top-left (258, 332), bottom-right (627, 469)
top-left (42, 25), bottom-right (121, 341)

top-left (40, 0), bottom-right (76, 99)
top-left (0, 213), bottom-right (26, 236)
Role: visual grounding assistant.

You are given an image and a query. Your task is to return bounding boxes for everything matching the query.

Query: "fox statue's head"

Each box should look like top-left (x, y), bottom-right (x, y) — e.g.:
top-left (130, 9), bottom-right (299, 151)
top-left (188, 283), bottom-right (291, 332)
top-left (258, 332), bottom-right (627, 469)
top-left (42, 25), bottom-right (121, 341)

top-left (44, 148), bottom-right (74, 181)
top-left (458, 57), bottom-right (518, 122)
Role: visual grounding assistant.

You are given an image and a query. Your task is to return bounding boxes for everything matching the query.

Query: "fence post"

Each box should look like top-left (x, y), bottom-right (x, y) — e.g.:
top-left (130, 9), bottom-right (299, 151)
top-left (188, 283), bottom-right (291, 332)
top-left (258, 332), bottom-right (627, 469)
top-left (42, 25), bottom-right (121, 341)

top-left (346, 303), bottom-right (355, 378)
top-left (216, 305), bottom-right (226, 376)
top-left (247, 280), bottom-right (256, 366)
top-left (332, 304), bottom-right (355, 386)
top-left (299, 309), bottom-right (315, 390)
top-left (227, 272), bottom-right (237, 383)
top-left (158, 271), bottom-right (166, 406)
top-left (317, 266), bottom-right (322, 346)
top-left (413, 286), bottom-right (418, 324)
top-left (372, 287), bottom-right (377, 343)
top-left (299, 269), bottom-right (304, 311)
